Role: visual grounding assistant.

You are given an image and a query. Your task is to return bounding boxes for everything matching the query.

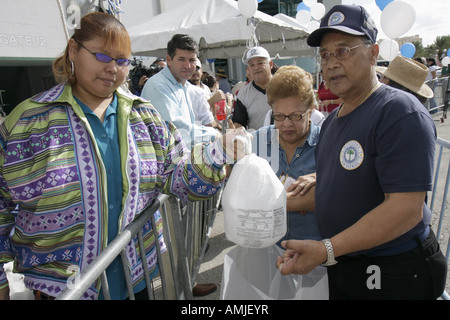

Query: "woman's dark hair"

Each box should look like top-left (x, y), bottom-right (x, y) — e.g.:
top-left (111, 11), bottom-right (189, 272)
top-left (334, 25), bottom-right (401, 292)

top-left (167, 34), bottom-right (198, 59)
top-left (427, 57), bottom-right (436, 66)
top-left (203, 74), bottom-right (217, 89)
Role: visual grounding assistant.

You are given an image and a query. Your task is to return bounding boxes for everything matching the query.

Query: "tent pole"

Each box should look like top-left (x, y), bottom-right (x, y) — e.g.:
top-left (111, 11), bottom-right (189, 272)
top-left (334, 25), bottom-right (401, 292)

top-left (56, 0), bottom-right (70, 42)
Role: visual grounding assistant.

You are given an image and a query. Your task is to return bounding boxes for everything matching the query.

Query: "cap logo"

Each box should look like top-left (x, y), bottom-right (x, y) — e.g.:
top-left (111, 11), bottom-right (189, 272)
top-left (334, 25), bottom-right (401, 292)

top-left (328, 11), bottom-right (345, 26)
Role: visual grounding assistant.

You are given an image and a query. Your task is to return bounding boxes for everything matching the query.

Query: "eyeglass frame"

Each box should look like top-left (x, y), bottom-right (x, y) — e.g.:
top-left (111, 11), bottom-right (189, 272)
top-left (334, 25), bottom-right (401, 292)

top-left (74, 39), bottom-right (131, 67)
top-left (272, 109), bottom-right (310, 122)
top-left (318, 44), bottom-right (366, 65)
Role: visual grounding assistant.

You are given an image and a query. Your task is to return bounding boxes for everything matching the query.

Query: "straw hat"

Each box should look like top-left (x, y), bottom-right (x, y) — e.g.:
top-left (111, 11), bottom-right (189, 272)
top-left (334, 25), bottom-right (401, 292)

top-left (215, 68), bottom-right (228, 78)
top-left (375, 55), bottom-right (434, 99)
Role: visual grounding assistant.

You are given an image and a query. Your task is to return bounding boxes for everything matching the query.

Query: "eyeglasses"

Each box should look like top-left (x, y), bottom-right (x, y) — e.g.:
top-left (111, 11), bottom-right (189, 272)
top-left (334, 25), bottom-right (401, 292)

top-left (319, 44), bottom-right (365, 64)
top-left (75, 40), bottom-right (131, 67)
top-left (272, 109), bottom-right (309, 122)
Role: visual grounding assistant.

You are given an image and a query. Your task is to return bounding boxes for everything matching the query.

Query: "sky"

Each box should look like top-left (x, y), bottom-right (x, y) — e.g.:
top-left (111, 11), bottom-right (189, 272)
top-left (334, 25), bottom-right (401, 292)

top-left (341, 0), bottom-right (448, 46)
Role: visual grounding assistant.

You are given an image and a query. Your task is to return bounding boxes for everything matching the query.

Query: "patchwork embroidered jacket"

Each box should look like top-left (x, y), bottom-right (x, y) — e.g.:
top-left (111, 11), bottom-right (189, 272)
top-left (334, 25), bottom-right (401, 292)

top-left (0, 83), bottom-right (227, 299)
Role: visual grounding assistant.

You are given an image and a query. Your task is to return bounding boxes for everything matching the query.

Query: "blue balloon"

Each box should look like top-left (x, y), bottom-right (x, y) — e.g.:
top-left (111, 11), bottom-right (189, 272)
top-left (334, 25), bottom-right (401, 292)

top-left (375, 0), bottom-right (394, 11)
top-left (400, 43), bottom-right (416, 58)
top-left (296, 2), bottom-right (310, 12)
top-left (447, 49), bottom-right (450, 58)
top-left (257, 0), bottom-right (263, 3)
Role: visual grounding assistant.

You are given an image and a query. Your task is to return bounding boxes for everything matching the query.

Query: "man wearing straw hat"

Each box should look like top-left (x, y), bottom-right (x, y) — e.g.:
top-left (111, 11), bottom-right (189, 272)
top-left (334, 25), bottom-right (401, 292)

top-left (277, 4), bottom-right (447, 299)
top-left (376, 55), bottom-right (434, 105)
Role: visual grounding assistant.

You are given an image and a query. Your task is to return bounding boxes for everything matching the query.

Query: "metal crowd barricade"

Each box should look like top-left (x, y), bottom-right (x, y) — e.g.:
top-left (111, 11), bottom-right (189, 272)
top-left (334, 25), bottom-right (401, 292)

top-left (424, 76), bottom-right (450, 122)
top-left (429, 137), bottom-right (450, 300)
top-left (56, 190), bottom-right (222, 300)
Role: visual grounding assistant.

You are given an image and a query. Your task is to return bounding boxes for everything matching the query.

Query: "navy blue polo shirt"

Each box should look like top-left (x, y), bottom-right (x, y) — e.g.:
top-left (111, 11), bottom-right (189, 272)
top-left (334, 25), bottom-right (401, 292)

top-left (315, 85), bottom-right (436, 257)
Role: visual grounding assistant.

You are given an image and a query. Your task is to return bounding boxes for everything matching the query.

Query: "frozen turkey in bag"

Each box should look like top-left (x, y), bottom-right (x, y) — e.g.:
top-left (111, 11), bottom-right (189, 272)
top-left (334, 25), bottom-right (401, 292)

top-left (222, 154), bottom-right (287, 248)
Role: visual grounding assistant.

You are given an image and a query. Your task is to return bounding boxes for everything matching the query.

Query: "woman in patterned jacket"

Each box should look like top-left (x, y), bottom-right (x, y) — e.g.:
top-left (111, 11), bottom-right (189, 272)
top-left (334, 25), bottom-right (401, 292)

top-left (0, 12), bottom-right (244, 300)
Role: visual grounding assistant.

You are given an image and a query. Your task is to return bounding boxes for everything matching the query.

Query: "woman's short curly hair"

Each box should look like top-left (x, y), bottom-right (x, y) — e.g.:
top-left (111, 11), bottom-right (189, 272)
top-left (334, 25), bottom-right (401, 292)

top-left (266, 65), bottom-right (316, 108)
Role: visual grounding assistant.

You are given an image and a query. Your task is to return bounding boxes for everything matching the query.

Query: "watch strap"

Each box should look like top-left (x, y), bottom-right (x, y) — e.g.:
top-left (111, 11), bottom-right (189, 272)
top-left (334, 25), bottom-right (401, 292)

top-left (321, 238), bottom-right (338, 266)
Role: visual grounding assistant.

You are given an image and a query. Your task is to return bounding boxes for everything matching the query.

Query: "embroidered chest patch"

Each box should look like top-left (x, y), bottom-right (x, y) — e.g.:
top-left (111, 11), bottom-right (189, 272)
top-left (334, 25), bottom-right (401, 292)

top-left (340, 140), bottom-right (364, 170)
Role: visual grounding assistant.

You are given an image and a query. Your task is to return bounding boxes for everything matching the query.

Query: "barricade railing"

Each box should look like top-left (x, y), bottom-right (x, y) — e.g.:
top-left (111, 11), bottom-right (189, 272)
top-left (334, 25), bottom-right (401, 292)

top-left (56, 190), bottom-right (221, 300)
top-left (429, 137), bottom-right (450, 300)
top-left (424, 76), bottom-right (450, 122)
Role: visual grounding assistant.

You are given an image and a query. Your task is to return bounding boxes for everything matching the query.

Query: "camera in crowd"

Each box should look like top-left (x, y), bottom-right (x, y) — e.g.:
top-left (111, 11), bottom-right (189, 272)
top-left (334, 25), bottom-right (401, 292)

top-left (138, 63), bottom-right (164, 78)
top-left (129, 58), bottom-right (164, 95)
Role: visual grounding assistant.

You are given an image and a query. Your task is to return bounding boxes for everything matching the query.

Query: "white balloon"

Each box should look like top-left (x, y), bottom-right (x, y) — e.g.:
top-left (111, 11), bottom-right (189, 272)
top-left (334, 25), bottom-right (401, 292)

top-left (296, 10), bottom-right (311, 26)
top-left (238, 0), bottom-right (258, 18)
top-left (303, 0), bottom-right (317, 6)
top-left (307, 20), bottom-right (320, 33)
top-left (379, 39), bottom-right (399, 61)
top-left (380, 1), bottom-right (416, 39)
top-left (310, 3), bottom-right (326, 20)
top-left (442, 56), bottom-right (450, 67)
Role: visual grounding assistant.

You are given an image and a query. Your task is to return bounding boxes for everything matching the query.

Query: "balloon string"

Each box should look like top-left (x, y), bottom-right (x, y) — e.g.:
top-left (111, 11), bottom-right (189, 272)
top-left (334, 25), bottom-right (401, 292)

top-left (250, 17), bottom-right (259, 48)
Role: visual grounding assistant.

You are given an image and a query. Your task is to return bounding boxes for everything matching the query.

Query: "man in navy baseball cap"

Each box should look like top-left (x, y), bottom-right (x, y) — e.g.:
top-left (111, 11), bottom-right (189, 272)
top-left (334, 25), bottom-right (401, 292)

top-left (307, 4), bottom-right (378, 47)
top-left (277, 3), bottom-right (447, 301)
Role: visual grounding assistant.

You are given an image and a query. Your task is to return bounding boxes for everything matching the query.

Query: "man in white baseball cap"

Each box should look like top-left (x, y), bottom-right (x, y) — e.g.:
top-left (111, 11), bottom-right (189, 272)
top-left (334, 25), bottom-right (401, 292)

top-left (232, 46), bottom-right (273, 130)
top-left (243, 46), bottom-right (271, 65)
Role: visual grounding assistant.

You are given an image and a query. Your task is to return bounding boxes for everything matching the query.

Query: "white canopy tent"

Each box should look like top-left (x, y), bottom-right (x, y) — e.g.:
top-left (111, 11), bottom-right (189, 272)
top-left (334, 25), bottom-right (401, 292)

top-left (128, 0), bottom-right (315, 61)
top-left (0, 0), bottom-right (69, 66)
top-left (0, 0), bottom-right (123, 66)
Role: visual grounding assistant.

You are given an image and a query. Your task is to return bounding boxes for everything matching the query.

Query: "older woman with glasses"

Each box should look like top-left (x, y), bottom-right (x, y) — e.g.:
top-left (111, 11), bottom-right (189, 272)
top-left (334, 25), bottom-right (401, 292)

top-left (252, 65), bottom-right (320, 245)
top-left (0, 12), bottom-right (245, 300)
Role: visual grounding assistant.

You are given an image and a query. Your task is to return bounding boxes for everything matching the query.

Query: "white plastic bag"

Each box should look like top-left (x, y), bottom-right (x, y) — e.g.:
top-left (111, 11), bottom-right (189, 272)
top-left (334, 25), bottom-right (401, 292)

top-left (220, 244), bottom-right (329, 300)
top-left (222, 154), bottom-right (287, 248)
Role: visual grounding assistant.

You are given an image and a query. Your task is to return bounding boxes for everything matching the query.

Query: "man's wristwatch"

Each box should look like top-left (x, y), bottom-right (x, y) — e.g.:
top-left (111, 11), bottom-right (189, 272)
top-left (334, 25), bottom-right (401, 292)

top-left (321, 239), bottom-right (338, 266)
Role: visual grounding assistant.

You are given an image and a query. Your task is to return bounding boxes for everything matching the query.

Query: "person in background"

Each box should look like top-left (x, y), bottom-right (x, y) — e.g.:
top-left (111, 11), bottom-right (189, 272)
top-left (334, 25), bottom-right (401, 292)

top-left (414, 57), bottom-right (426, 65)
top-left (0, 13), bottom-right (245, 300)
top-left (215, 69), bottom-right (232, 94)
top-left (277, 4), bottom-right (447, 300)
top-left (426, 57), bottom-right (438, 81)
top-left (153, 57), bottom-right (167, 68)
top-left (425, 57), bottom-right (439, 113)
top-left (190, 59), bottom-right (231, 129)
top-left (189, 58), bottom-right (211, 98)
top-left (141, 34), bottom-right (220, 150)
top-left (188, 59), bottom-right (221, 130)
top-left (232, 46), bottom-right (273, 130)
top-left (376, 55), bottom-right (434, 105)
top-left (317, 72), bottom-right (343, 117)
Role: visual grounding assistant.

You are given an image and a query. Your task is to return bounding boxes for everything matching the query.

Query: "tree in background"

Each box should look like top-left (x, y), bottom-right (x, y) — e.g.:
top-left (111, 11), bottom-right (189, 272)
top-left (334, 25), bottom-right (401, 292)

top-left (413, 35), bottom-right (450, 65)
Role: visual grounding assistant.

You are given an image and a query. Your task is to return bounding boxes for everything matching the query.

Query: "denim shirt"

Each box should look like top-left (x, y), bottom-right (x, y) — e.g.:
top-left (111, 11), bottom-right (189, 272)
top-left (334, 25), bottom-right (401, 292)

top-left (252, 124), bottom-right (321, 243)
